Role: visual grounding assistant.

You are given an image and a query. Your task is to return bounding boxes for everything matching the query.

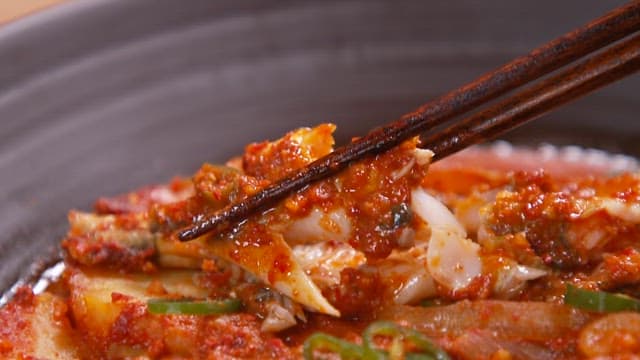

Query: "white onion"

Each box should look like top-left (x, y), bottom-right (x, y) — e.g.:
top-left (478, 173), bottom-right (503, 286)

top-left (411, 188), bottom-right (466, 237)
top-left (427, 228), bottom-right (482, 290)
top-left (493, 262), bottom-right (548, 299)
top-left (392, 265), bottom-right (436, 305)
top-left (292, 242), bottom-right (366, 288)
top-left (600, 198), bottom-right (640, 223)
top-left (284, 208), bottom-right (352, 245)
top-left (411, 188), bottom-right (482, 291)
top-left (377, 248), bottom-right (438, 305)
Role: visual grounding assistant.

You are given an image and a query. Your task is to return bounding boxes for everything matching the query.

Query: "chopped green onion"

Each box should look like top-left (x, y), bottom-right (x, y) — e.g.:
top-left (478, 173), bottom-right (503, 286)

top-left (564, 284), bottom-right (640, 313)
top-left (147, 298), bottom-right (242, 315)
top-left (302, 333), bottom-right (364, 360)
top-left (302, 321), bottom-right (449, 360)
top-left (362, 321), bottom-right (450, 360)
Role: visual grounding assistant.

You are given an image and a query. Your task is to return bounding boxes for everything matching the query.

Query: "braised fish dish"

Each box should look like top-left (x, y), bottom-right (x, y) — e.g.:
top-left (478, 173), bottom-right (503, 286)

top-left (2, 124), bottom-right (640, 359)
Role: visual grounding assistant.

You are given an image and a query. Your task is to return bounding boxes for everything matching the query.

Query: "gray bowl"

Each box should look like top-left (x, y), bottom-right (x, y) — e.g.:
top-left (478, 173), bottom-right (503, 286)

top-left (0, 0), bottom-right (637, 296)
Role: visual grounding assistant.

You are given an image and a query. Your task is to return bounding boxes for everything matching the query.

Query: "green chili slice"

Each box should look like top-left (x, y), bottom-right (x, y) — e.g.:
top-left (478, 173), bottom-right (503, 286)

top-left (147, 298), bottom-right (242, 315)
top-left (564, 284), bottom-right (640, 313)
top-left (302, 321), bottom-right (449, 360)
top-left (362, 321), bottom-right (450, 360)
top-left (302, 333), bottom-right (364, 360)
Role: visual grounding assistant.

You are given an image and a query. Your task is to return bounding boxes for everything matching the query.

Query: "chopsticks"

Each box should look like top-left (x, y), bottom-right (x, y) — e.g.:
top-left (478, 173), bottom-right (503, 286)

top-left (179, 2), bottom-right (640, 242)
top-left (427, 31), bottom-right (640, 162)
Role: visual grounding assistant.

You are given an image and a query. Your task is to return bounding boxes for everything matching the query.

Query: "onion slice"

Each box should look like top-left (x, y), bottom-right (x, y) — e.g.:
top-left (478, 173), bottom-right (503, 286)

top-left (379, 300), bottom-right (593, 342)
top-left (411, 188), bottom-right (482, 291)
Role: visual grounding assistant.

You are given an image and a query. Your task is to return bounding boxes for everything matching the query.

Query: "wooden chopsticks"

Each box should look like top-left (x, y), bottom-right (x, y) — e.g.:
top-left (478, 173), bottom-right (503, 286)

top-left (427, 31), bottom-right (640, 162)
top-left (179, 2), bottom-right (640, 242)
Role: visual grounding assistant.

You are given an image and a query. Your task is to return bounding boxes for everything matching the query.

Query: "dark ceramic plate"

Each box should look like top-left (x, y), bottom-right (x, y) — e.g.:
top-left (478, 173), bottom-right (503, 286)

top-left (0, 0), bottom-right (638, 298)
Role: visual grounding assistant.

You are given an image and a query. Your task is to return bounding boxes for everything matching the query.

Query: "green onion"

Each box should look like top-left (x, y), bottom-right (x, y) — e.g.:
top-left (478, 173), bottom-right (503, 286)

top-left (302, 333), bottom-right (364, 360)
top-left (147, 298), bottom-right (242, 315)
top-left (302, 321), bottom-right (449, 360)
top-left (564, 284), bottom-right (640, 313)
top-left (362, 321), bottom-right (450, 360)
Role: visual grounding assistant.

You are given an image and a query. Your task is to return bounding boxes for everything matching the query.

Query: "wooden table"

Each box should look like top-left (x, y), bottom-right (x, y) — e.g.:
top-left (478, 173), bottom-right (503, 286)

top-left (0, 0), bottom-right (67, 24)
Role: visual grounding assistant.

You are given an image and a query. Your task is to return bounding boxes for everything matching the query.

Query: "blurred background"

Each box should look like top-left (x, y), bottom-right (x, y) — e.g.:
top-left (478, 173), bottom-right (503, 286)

top-left (0, 0), bottom-right (63, 24)
top-left (0, 0), bottom-right (638, 294)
